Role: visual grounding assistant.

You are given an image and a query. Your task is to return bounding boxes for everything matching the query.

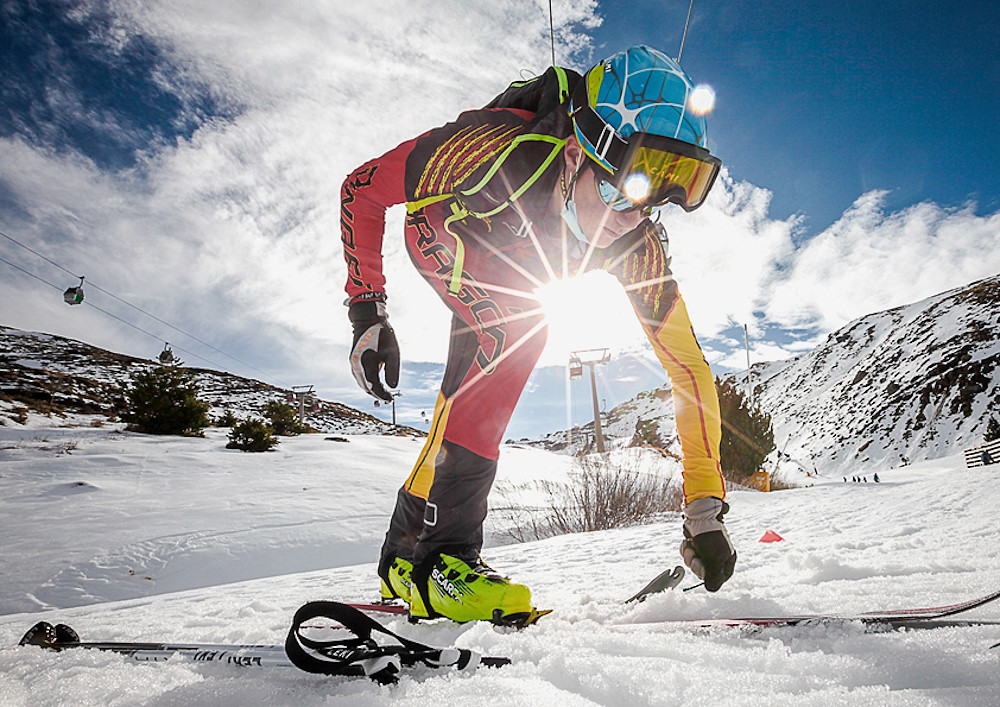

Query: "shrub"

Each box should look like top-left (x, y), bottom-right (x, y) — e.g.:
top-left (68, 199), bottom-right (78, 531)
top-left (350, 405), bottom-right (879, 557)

top-left (214, 409), bottom-right (238, 428)
top-left (226, 418), bottom-right (279, 452)
top-left (986, 415), bottom-right (1000, 443)
top-left (264, 401), bottom-right (305, 436)
top-left (124, 366), bottom-right (209, 436)
top-left (497, 452), bottom-right (683, 542)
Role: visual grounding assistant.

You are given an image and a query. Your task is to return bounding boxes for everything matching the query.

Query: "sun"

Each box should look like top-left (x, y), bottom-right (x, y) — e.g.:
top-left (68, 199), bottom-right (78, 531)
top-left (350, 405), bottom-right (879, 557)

top-left (534, 271), bottom-right (647, 367)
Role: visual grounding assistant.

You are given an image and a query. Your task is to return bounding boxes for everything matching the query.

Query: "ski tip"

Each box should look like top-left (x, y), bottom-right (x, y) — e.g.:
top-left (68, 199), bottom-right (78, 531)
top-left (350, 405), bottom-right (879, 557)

top-left (626, 565), bottom-right (686, 603)
top-left (55, 623), bottom-right (81, 645)
top-left (19, 621), bottom-right (81, 650)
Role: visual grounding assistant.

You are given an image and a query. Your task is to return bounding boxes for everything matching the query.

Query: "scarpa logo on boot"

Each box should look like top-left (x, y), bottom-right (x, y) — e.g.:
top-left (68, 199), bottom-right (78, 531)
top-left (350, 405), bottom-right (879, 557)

top-left (431, 567), bottom-right (464, 604)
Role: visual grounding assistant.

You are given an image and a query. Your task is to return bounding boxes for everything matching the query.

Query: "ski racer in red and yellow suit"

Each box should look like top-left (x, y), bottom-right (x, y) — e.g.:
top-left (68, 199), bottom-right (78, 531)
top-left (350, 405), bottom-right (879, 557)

top-left (342, 52), bottom-right (736, 621)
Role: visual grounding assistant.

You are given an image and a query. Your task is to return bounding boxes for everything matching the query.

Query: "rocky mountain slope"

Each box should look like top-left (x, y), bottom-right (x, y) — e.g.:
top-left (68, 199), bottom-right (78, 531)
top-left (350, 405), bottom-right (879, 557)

top-left (531, 274), bottom-right (1000, 476)
top-left (751, 274), bottom-right (999, 473)
top-left (0, 325), bottom-right (414, 436)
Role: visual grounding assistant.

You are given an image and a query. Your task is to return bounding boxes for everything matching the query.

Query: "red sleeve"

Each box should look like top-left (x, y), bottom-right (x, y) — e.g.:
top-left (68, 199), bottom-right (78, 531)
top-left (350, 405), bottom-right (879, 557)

top-left (341, 108), bottom-right (534, 303)
top-left (340, 137), bottom-right (418, 302)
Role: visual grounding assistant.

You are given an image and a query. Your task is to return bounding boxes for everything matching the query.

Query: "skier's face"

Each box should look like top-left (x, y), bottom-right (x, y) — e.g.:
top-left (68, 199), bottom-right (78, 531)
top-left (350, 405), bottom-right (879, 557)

top-left (562, 138), bottom-right (645, 248)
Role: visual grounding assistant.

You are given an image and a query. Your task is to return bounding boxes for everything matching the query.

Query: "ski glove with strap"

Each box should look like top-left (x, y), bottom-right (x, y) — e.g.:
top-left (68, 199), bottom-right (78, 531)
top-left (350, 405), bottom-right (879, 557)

top-left (348, 300), bottom-right (399, 402)
top-left (680, 497), bottom-right (737, 592)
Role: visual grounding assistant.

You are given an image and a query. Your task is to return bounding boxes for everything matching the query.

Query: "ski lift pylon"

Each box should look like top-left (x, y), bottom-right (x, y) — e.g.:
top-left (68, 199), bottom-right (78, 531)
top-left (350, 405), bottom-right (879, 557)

top-left (63, 276), bottom-right (85, 305)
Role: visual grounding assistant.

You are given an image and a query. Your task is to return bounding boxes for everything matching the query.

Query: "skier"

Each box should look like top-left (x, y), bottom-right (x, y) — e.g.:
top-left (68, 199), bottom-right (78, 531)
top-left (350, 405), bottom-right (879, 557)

top-left (341, 45), bottom-right (736, 623)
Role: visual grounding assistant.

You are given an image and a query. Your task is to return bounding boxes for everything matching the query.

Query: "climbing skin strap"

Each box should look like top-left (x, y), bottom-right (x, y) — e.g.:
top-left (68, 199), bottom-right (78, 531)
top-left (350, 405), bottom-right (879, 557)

top-left (404, 67), bottom-right (571, 295)
top-left (283, 601), bottom-right (508, 684)
top-left (406, 134), bottom-right (567, 295)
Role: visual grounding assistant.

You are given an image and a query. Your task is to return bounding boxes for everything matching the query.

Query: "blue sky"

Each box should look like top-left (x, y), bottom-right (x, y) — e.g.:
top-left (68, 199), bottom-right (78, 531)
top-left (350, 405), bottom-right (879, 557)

top-left (2, 1), bottom-right (1000, 439)
top-left (594, 0), bottom-right (1000, 234)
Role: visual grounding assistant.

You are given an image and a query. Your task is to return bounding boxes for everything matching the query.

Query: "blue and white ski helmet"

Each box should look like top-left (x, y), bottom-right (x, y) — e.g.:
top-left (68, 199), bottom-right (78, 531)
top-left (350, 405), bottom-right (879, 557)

top-left (574, 44), bottom-right (710, 172)
top-left (569, 44), bottom-right (720, 212)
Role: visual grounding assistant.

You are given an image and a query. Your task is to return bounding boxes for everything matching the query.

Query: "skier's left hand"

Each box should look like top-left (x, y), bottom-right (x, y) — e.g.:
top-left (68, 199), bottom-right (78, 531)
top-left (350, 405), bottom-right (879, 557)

top-left (680, 497), bottom-right (737, 592)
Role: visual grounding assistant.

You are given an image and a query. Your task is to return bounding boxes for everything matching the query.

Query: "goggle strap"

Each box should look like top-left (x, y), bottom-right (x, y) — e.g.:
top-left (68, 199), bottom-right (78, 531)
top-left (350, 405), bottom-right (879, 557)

top-left (572, 100), bottom-right (628, 170)
top-left (594, 123), bottom-right (617, 162)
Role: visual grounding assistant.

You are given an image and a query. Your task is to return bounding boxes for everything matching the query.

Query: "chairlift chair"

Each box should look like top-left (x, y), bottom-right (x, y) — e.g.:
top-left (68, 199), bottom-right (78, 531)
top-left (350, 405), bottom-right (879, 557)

top-left (158, 343), bottom-right (176, 364)
top-left (63, 276), bottom-right (85, 305)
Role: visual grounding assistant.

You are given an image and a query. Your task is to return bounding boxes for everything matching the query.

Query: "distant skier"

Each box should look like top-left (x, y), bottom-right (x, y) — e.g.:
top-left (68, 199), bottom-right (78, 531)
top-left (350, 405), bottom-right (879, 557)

top-left (341, 45), bottom-right (735, 623)
top-left (873, 473), bottom-right (880, 483)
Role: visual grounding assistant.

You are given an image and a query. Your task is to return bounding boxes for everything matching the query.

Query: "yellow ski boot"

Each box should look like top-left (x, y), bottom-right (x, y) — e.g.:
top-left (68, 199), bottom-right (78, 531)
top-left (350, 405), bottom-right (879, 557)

top-left (409, 553), bottom-right (544, 626)
top-left (378, 556), bottom-right (413, 604)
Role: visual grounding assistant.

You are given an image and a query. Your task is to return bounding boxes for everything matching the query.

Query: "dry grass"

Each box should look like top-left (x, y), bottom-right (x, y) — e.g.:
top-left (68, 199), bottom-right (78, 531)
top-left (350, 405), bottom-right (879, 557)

top-left (496, 452), bottom-right (684, 543)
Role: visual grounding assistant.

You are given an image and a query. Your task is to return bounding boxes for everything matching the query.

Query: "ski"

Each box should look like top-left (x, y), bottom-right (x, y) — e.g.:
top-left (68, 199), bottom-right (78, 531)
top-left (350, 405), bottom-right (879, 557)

top-left (636, 587), bottom-right (1000, 631)
top-left (626, 565), bottom-right (686, 603)
top-left (18, 601), bottom-right (512, 684)
top-left (856, 586), bottom-right (1000, 621)
top-left (658, 616), bottom-right (1000, 630)
top-left (20, 622), bottom-right (302, 668)
top-left (346, 601), bottom-right (408, 615)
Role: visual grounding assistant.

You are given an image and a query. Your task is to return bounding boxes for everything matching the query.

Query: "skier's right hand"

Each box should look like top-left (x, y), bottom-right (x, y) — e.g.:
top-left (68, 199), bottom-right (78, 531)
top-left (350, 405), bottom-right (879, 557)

top-left (680, 497), bottom-right (737, 592)
top-left (348, 298), bottom-right (399, 403)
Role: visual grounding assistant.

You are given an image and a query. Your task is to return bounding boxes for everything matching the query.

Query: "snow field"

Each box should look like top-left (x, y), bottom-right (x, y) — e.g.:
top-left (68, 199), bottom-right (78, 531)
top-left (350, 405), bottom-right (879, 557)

top-left (1, 426), bottom-right (999, 705)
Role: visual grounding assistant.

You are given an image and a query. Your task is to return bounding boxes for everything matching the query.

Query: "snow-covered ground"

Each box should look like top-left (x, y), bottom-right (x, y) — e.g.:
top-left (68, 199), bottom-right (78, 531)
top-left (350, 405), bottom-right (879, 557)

top-left (1, 421), bottom-right (999, 705)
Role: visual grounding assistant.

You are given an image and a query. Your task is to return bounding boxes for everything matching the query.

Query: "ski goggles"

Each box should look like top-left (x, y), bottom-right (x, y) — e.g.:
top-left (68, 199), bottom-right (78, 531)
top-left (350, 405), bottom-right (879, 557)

top-left (572, 102), bottom-right (721, 212)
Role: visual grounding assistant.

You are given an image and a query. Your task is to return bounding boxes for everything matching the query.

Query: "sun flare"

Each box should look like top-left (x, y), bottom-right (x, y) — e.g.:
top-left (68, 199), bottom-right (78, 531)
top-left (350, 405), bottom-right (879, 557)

top-left (688, 84), bottom-right (716, 115)
top-left (535, 272), bottom-right (647, 367)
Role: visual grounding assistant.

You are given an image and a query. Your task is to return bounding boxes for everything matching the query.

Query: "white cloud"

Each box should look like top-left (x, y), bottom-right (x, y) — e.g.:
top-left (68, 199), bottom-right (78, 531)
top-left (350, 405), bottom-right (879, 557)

top-left (766, 191), bottom-right (1000, 332)
top-left (656, 174), bottom-right (1000, 357)
top-left (661, 169), bottom-right (800, 337)
top-left (3, 0), bottom-right (998, 417)
top-left (0, 0), bottom-right (600, 399)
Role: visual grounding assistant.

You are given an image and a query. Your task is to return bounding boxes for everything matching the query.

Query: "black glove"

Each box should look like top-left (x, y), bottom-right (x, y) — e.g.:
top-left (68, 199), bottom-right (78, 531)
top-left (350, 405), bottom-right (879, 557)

top-left (680, 497), bottom-right (737, 592)
top-left (348, 300), bottom-right (399, 402)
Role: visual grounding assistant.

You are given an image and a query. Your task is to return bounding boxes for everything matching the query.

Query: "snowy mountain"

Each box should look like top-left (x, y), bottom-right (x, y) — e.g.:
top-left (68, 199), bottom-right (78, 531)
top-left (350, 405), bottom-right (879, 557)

top-left (529, 274), bottom-right (1000, 477)
top-left (0, 325), bottom-right (415, 436)
top-left (753, 273), bottom-right (1000, 474)
top-left (3, 293), bottom-right (1000, 703)
top-left (6, 272), bottom-right (998, 475)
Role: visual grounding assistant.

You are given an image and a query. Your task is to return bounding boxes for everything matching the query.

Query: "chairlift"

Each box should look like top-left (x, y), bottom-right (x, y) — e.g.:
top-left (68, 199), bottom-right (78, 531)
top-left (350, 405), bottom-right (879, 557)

top-left (158, 343), bottom-right (177, 364)
top-left (63, 276), bottom-right (85, 305)
top-left (568, 355), bottom-right (583, 380)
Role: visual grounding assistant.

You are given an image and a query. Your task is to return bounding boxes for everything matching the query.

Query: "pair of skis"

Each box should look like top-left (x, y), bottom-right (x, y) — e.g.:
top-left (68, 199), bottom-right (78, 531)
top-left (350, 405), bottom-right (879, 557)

top-left (18, 573), bottom-right (1000, 682)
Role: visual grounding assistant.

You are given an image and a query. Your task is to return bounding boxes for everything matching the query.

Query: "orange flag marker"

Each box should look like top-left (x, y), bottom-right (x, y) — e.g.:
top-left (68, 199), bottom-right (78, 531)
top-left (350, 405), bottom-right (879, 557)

top-left (759, 529), bottom-right (784, 543)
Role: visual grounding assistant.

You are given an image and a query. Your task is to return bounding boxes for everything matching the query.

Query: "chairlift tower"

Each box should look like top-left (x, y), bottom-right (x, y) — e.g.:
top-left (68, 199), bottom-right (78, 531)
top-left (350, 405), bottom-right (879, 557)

top-left (569, 348), bottom-right (611, 453)
top-left (291, 385), bottom-right (315, 425)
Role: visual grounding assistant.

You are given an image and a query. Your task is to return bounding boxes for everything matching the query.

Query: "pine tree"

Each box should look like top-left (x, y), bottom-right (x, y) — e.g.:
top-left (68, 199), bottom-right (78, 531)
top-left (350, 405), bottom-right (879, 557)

top-left (264, 401), bottom-right (305, 436)
top-left (986, 415), bottom-right (1000, 443)
top-left (125, 366), bottom-right (209, 436)
top-left (715, 377), bottom-right (775, 483)
top-left (227, 418), bottom-right (279, 452)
